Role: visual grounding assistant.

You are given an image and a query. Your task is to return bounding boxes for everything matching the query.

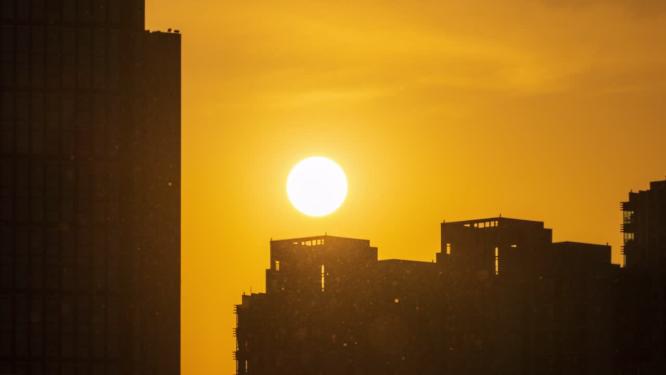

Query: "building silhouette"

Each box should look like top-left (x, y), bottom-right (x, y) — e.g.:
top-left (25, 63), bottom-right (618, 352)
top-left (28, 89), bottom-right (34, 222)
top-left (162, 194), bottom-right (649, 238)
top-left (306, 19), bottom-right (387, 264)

top-left (1, 1), bottom-right (180, 374)
top-left (616, 180), bottom-right (666, 373)
top-left (622, 180), bottom-right (666, 270)
top-left (236, 182), bottom-right (666, 374)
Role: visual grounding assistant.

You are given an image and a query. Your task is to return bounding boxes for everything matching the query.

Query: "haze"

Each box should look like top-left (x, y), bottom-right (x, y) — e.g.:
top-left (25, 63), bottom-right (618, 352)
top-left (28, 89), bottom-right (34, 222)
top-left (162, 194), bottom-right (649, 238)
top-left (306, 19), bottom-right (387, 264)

top-left (146, 1), bottom-right (666, 373)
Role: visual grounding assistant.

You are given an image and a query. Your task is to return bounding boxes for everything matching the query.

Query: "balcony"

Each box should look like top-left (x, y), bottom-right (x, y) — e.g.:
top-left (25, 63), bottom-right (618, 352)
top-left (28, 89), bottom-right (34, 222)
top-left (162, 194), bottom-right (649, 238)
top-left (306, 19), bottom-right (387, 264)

top-left (621, 201), bottom-right (635, 211)
top-left (622, 223), bottom-right (634, 232)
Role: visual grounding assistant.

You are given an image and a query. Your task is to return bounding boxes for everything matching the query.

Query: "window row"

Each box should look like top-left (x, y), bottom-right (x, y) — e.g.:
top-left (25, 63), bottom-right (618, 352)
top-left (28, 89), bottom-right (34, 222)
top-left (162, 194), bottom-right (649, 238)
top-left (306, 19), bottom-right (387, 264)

top-left (2, 295), bottom-right (121, 339)
top-left (1, 54), bottom-right (121, 91)
top-left (0, 329), bottom-right (120, 360)
top-left (1, 0), bottom-right (142, 28)
top-left (0, 160), bottom-right (122, 224)
top-left (0, 254), bottom-right (122, 292)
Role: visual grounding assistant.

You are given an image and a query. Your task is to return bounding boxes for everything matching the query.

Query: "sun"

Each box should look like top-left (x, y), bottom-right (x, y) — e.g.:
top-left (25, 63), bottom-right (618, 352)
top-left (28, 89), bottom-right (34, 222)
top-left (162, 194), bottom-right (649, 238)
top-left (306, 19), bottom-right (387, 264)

top-left (287, 156), bottom-right (348, 217)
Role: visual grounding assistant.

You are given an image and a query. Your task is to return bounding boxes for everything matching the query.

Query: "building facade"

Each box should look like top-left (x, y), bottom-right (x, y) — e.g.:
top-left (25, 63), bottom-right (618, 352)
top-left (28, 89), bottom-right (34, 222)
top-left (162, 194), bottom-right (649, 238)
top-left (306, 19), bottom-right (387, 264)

top-left (0, 1), bottom-right (180, 374)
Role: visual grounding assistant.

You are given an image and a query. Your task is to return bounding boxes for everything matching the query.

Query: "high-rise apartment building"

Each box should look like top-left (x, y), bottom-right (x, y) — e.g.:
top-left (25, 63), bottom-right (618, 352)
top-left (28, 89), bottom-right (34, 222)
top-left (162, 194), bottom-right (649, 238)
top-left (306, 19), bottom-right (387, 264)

top-left (236, 219), bottom-right (617, 375)
top-left (0, 1), bottom-right (180, 374)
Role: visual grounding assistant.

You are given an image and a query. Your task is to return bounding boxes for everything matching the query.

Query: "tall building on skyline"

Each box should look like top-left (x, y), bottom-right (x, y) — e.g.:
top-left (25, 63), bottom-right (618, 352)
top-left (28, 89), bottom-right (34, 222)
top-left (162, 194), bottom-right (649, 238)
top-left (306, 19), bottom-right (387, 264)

top-left (1, 1), bottom-right (180, 374)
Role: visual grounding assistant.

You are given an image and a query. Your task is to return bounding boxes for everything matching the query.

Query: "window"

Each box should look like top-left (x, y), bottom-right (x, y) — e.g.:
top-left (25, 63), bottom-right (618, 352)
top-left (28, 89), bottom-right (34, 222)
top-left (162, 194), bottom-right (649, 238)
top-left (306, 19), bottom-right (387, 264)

top-left (0, 131), bottom-right (10, 162)
top-left (62, 28), bottom-right (76, 88)
top-left (77, 30), bottom-right (92, 88)
top-left (44, 162), bottom-right (59, 222)
top-left (93, 251), bottom-right (105, 290)
top-left (274, 260), bottom-right (280, 271)
top-left (30, 227), bottom-right (43, 257)
top-left (107, 299), bottom-right (119, 357)
top-left (44, 297), bottom-right (59, 357)
top-left (31, 98), bottom-right (44, 155)
top-left (31, 0), bottom-right (45, 22)
top-left (623, 210), bottom-right (634, 224)
top-left (0, 255), bottom-right (11, 289)
top-left (27, 256), bottom-right (40, 289)
top-left (44, 256), bottom-right (59, 291)
top-left (61, 163), bottom-right (75, 222)
top-left (77, 299), bottom-right (91, 358)
top-left (107, 250), bottom-right (119, 292)
top-left (446, 243), bottom-right (451, 255)
top-left (92, 296), bottom-right (106, 357)
top-left (15, 159), bottom-right (29, 223)
top-left (0, 25), bottom-right (12, 89)
top-left (93, 30), bottom-right (106, 89)
top-left (0, 160), bottom-right (11, 221)
top-left (45, 30), bottom-right (60, 89)
top-left (93, 0), bottom-right (107, 24)
top-left (15, 27), bottom-right (28, 88)
top-left (1, 2), bottom-right (15, 21)
top-left (92, 162), bottom-right (107, 223)
top-left (77, 165), bottom-right (91, 222)
top-left (0, 297), bottom-right (11, 353)
top-left (12, 261), bottom-right (26, 306)
top-left (77, 0), bottom-right (92, 22)
top-left (44, 94), bottom-right (60, 155)
top-left (108, 31), bottom-right (120, 89)
top-left (494, 247), bottom-right (499, 275)
top-left (320, 265), bottom-right (325, 292)
top-left (30, 162), bottom-right (44, 222)
top-left (62, 262), bottom-right (74, 291)
top-left (63, 0), bottom-right (76, 23)
top-left (15, 94), bottom-right (28, 154)
top-left (15, 295), bottom-right (28, 357)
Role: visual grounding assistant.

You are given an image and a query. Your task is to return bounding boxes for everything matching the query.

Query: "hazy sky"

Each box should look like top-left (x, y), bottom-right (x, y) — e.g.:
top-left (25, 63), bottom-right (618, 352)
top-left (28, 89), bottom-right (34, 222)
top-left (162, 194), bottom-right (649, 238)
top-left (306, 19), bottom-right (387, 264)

top-left (147, 1), bottom-right (666, 373)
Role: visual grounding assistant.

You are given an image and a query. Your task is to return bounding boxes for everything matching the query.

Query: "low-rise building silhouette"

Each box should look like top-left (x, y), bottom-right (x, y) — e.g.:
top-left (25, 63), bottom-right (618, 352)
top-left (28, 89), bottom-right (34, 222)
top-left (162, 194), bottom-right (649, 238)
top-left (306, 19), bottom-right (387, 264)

top-left (236, 215), bottom-right (625, 374)
top-left (237, 177), bottom-right (666, 374)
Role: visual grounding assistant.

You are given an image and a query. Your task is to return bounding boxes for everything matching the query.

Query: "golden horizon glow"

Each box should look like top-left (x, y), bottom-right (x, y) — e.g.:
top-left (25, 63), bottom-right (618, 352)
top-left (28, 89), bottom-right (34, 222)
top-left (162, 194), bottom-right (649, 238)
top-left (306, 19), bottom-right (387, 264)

top-left (287, 156), bottom-right (348, 217)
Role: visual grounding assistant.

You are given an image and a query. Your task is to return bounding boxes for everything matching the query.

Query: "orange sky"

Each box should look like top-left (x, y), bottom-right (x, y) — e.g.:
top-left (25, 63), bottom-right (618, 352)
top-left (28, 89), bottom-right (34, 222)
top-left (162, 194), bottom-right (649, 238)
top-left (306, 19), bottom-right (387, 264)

top-left (147, 1), bottom-right (666, 373)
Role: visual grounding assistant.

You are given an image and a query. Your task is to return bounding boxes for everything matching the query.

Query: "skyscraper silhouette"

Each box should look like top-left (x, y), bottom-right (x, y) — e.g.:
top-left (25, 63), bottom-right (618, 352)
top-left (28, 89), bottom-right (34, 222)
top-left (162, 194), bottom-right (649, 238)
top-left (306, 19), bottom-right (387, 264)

top-left (0, 1), bottom-right (180, 373)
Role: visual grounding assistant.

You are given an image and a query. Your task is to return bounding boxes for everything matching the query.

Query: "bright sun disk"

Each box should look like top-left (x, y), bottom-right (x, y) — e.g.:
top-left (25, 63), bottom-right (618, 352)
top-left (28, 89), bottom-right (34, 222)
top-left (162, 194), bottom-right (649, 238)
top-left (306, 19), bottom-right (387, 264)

top-left (287, 156), bottom-right (348, 217)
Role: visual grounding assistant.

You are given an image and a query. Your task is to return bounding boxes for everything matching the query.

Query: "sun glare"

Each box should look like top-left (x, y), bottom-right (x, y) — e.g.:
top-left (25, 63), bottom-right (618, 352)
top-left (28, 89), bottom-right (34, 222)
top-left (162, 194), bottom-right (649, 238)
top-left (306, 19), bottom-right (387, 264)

top-left (287, 157), bottom-right (348, 217)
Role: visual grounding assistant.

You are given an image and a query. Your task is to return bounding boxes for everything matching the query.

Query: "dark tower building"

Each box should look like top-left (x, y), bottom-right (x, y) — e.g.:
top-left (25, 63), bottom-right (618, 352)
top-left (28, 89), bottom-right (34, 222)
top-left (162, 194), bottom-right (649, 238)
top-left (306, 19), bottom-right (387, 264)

top-left (1, 1), bottom-right (180, 374)
top-left (617, 180), bottom-right (666, 372)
